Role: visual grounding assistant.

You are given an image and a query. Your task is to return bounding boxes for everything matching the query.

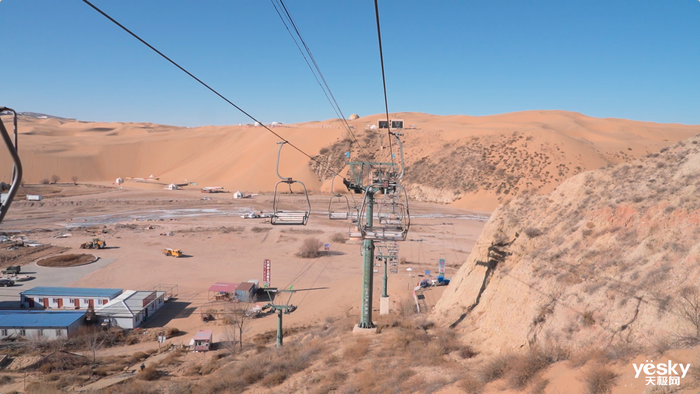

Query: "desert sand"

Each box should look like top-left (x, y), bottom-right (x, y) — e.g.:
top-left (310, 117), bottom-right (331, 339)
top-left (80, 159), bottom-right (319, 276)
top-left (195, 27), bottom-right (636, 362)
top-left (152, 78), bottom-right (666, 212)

top-left (0, 183), bottom-right (486, 346)
top-left (2, 110), bottom-right (699, 211)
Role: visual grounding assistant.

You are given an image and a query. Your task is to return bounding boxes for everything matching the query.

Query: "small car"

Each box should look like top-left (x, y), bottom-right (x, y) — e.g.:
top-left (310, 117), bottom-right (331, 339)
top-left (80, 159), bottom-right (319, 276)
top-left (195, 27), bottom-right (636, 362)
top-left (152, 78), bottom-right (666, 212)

top-left (0, 278), bottom-right (15, 287)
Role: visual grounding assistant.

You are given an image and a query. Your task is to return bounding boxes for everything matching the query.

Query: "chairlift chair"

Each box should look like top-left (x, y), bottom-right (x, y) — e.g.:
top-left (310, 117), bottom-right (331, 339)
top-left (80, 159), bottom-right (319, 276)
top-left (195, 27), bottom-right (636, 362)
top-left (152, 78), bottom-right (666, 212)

top-left (358, 183), bottom-right (410, 241)
top-left (0, 107), bottom-right (22, 224)
top-left (328, 176), bottom-right (350, 220)
top-left (271, 142), bottom-right (311, 226)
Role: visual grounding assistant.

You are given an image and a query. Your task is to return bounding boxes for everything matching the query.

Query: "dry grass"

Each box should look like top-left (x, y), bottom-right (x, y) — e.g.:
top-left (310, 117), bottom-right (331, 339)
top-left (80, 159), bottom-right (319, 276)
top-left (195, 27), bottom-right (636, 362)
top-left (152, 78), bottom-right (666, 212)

top-left (137, 365), bottom-right (161, 381)
top-left (196, 339), bottom-right (324, 393)
top-left (343, 337), bottom-right (371, 361)
top-left (156, 349), bottom-right (183, 367)
top-left (506, 348), bottom-right (551, 390)
top-left (580, 364), bottom-right (619, 394)
top-left (457, 374), bottom-right (484, 394)
top-left (478, 353), bottom-right (512, 383)
top-left (330, 232), bottom-right (347, 243)
top-left (299, 237), bottom-right (323, 258)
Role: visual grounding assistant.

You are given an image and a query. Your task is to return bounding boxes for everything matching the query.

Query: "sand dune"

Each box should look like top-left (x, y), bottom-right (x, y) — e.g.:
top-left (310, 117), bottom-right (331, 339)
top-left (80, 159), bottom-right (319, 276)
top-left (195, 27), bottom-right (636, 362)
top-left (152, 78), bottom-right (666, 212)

top-left (2, 111), bottom-right (698, 211)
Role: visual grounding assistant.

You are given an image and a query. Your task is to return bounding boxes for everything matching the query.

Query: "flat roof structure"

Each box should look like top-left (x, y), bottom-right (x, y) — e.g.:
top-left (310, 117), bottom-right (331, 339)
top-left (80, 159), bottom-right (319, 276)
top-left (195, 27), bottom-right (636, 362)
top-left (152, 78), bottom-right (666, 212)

top-left (193, 329), bottom-right (213, 341)
top-left (236, 282), bottom-right (255, 292)
top-left (20, 287), bottom-right (123, 298)
top-left (208, 282), bottom-right (239, 293)
top-left (0, 311), bottom-right (85, 328)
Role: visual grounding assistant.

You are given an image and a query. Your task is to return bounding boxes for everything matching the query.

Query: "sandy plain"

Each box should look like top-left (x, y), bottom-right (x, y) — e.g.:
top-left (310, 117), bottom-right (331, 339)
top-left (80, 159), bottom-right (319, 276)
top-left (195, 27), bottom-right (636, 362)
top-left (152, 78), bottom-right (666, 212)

top-left (0, 182), bottom-right (487, 350)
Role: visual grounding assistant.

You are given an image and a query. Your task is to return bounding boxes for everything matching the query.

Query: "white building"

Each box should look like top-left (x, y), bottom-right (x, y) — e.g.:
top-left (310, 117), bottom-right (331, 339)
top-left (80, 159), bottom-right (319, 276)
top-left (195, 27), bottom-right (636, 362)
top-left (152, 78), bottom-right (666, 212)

top-left (0, 311), bottom-right (85, 340)
top-left (20, 287), bottom-right (123, 310)
top-left (96, 290), bottom-right (166, 329)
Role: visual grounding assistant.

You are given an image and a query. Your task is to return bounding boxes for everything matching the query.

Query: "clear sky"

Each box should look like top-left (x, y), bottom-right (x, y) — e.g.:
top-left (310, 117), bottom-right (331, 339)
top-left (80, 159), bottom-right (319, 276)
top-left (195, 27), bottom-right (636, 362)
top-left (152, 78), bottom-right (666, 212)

top-left (1, 1), bottom-right (699, 127)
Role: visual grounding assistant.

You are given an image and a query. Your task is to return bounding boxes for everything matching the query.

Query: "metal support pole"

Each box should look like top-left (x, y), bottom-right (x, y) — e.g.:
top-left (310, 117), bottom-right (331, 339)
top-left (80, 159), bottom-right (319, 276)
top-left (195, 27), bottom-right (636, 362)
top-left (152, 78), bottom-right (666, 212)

top-left (382, 257), bottom-right (388, 298)
top-left (276, 309), bottom-right (283, 348)
top-left (358, 191), bottom-right (375, 329)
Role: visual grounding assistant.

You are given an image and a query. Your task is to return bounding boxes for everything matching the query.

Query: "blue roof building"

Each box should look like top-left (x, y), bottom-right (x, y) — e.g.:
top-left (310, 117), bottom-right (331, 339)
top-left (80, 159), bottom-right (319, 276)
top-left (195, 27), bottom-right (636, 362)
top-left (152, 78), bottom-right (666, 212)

top-left (20, 287), bottom-right (123, 310)
top-left (0, 311), bottom-right (86, 340)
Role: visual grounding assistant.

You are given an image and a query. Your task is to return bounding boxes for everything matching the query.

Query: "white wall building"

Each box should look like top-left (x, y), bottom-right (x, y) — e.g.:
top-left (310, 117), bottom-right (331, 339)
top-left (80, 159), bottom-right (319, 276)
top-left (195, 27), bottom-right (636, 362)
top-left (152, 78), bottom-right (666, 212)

top-left (20, 287), bottom-right (123, 310)
top-left (96, 290), bottom-right (166, 329)
top-left (0, 311), bottom-right (85, 340)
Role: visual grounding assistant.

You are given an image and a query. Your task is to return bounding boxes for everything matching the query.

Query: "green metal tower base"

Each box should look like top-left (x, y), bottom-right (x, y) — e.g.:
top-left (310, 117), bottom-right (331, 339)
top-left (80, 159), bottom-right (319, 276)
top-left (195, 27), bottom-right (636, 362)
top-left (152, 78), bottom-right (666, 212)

top-left (358, 192), bottom-right (375, 329)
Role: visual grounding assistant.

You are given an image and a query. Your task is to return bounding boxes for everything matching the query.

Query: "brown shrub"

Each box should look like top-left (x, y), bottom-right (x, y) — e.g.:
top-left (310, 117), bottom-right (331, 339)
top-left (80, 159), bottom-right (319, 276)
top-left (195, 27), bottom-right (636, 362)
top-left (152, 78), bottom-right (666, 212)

top-left (137, 366), bottom-right (161, 381)
top-left (183, 364), bottom-right (201, 376)
top-left (330, 233), bottom-right (347, 243)
top-left (40, 178), bottom-right (50, 185)
top-left (506, 348), bottom-right (551, 390)
top-left (458, 345), bottom-right (478, 359)
top-left (457, 374), bottom-right (484, 394)
top-left (525, 227), bottom-right (543, 238)
top-left (157, 350), bottom-right (183, 367)
top-left (130, 351), bottom-right (148, 364)
top-left (200, 359), bottom-right (219, 375)
top-left (165, 327), bottom-right (180, 338)
top-left (299, 237), bottom-right (323, 258)
top-left (261, 370), bottom-right (288, 387)
top-left (478, 354), bottom-right (512, 383)
top-left (580, 364), bottom-right (619, 394)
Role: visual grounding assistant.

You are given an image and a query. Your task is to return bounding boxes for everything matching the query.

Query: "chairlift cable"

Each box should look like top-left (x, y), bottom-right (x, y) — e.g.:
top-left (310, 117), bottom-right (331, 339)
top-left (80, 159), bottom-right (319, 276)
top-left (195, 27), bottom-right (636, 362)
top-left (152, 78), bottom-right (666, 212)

top-left (373, 0), bottom-right (395, 167)
top-left (271, 0), bottom-right (370, 160)
top-left (82, 0), bottom-right (350, 182)
top-left (297, 252), bottom-right (333, 306)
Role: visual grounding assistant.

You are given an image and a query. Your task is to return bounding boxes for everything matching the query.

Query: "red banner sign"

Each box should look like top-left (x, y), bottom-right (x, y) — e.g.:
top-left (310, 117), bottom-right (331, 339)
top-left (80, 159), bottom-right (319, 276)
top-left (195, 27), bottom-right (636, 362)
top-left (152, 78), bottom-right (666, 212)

top-left (263, 259), bottom-right (271, 287)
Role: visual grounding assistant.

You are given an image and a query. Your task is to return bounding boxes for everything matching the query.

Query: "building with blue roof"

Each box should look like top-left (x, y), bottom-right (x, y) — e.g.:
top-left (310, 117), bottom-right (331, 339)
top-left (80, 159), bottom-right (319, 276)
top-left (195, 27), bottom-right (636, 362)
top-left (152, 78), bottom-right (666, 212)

top-left (0, 310), bottom-right (86, 340)
top-left (20, 287), bottom-right (123, 310)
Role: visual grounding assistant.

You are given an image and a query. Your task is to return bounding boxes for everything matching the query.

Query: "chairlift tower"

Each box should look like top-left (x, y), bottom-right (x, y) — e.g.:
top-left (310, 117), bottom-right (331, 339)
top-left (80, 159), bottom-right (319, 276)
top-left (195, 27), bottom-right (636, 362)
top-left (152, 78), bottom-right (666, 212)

top-left (262, 287), bottom-right (326, 347)
top-left (344, 132), bottom-right (408, 329)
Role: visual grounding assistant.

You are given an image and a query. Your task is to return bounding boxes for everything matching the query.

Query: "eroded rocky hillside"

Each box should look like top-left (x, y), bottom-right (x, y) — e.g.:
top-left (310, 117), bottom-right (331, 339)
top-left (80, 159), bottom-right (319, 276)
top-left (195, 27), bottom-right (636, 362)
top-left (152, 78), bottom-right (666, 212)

top-left (435, 134), bottom-right (700, 353)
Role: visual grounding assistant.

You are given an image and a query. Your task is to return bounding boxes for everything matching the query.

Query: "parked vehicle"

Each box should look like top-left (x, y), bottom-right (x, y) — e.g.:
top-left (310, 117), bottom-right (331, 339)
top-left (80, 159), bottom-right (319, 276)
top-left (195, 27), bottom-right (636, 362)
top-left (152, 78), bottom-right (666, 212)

top-left (0, 278), bottom-right (15, 287)
top-left (163, 248), bottom-right (183, 257)
top-left (1, 265), bottom-right (20, 275)
top-left (80, 237), bottom-right (106, 249)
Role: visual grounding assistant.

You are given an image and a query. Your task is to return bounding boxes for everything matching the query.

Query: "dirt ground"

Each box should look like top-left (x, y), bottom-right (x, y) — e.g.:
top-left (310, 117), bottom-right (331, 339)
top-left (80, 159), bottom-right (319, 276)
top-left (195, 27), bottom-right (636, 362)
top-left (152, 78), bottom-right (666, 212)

top-left (0, 182), bottom-right (488, 349)
top-left (0, 244), bottom-right (69, 270)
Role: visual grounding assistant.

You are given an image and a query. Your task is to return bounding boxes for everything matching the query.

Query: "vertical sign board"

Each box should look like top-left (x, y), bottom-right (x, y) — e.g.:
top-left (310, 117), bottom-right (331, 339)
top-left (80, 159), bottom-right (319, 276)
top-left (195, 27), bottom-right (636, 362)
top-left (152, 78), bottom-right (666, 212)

top-left (438, 259), bottom-right (446, 275)
top-left (263, 259), bottom-right (271, 288)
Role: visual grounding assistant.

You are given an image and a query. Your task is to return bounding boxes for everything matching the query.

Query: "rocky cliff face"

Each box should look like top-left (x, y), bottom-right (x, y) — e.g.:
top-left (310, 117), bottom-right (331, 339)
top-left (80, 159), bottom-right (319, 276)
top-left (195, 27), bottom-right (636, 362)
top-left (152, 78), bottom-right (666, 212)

top-left (434, 135), bottom-right (700, 353)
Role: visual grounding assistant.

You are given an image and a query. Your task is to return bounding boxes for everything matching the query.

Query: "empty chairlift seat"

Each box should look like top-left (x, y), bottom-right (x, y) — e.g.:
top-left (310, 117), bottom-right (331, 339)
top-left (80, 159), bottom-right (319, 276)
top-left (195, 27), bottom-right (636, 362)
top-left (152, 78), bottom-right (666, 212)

top-left (270, 142), bottom-right (311, 226)
top-left (358, 184), bottom-right (410, 242)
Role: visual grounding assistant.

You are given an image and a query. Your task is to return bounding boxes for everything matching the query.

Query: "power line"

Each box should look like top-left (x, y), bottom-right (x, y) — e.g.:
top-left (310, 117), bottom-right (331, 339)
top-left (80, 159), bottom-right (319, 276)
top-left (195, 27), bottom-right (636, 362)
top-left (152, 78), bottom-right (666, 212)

top-left (270, 0), bottom-right (369, 160)
top-left (82, 0), bottom-right (349, 182)
top-left (373, 0), bottom-right (395, 166)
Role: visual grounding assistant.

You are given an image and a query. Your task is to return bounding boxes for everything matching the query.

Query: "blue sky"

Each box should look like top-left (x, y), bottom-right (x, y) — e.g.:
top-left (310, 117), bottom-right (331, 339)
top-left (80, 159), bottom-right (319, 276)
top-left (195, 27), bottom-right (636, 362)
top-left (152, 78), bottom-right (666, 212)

top-left (1, 1), bottom-right (699, 126)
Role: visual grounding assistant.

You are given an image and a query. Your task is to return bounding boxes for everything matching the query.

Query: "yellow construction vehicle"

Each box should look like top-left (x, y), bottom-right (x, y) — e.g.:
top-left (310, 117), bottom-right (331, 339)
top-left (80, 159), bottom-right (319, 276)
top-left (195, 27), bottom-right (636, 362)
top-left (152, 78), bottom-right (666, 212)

top-left (80, 237), bottom-right (107, 249)
top-left (163, 248), bottom-right (183, 257)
